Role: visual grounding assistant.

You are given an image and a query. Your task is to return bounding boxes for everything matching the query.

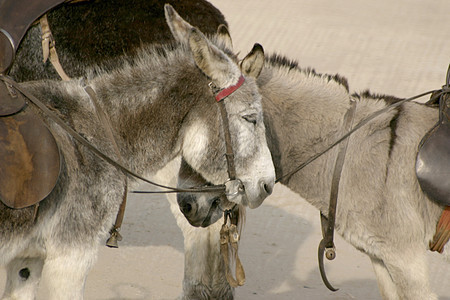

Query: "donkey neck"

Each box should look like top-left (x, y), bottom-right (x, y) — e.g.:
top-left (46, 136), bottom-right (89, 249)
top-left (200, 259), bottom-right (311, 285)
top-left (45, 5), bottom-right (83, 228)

top-left (23, 46), bottom-right (212, 181)
top-left (88, 58), bottom-right (212, 178)
top-left (259, 62), bottom-right (352, 207)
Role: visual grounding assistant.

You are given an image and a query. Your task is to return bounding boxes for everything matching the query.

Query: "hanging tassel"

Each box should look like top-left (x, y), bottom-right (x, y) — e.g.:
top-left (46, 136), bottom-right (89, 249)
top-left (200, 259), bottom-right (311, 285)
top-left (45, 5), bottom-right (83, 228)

top-left (430, 206), bottom-right (450, 253)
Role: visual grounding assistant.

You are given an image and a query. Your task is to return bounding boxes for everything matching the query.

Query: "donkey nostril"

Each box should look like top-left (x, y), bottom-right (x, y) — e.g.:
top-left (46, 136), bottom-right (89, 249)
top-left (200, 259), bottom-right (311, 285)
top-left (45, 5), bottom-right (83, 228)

top-left (264, 184), bottom-right (272, 194)
top-left (262, 181), bottom-right (274, 195)
top-left (19, 268), bottom-right (30, 280)
top-left (181, 202), bottom-right (192, 214)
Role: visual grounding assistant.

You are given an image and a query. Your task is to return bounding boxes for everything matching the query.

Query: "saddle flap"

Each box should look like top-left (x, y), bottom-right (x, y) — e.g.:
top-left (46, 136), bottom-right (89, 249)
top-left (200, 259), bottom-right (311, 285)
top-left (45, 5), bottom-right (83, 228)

top-left (416, 122), bottom-right (450, 206)
top-left (0, 80), bottom-right (26, 116)
top-left (0, 108), bottom-right (61, 208)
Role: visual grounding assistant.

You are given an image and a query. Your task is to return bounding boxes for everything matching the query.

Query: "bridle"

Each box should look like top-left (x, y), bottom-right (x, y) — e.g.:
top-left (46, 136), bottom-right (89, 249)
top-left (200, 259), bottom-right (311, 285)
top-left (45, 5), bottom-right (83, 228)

top-left (213, 75), bottom-right (246, 200)
top-left (0, 72), bottom-right (247, 243)
top-left (0, 72), bottom-right (250, 190)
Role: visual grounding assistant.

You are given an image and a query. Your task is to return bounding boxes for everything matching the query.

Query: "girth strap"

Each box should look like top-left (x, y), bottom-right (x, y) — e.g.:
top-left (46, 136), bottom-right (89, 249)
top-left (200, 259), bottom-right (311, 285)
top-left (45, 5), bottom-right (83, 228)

top-left (318, 100), bottom-right (356, 292)
top-left (83, 85), bottom-right (128, 248)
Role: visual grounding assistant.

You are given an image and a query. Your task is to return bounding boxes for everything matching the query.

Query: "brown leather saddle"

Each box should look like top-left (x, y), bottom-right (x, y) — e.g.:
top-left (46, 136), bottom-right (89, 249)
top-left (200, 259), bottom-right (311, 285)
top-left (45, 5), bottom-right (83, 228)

top-left (0, 79), bottom-right (60, 208)
top-left (0, 0), bottom-right (67, 208)
top-left (416, 66), bottom-right (450, 206)
top-left (0, 0), bottom-right (67, 73)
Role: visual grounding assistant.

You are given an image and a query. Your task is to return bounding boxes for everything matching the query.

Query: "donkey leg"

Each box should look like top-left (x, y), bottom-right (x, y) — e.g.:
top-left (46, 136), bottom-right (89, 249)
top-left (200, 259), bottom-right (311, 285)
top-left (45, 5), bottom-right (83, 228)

top-left (42, 245), bottom-right (97, 300)
top-left (369, 257), bottom-right (399, 300)
top-left (180, 222), bottom-right (213, 300)
top-left (154, 159), bottom-right (212, 299)
top-left (383, 248), bottom-right (437, 300)
top-left (164, 191), bottom-right (210, 299)
top-left (1, 257), bottom-right (44, 300)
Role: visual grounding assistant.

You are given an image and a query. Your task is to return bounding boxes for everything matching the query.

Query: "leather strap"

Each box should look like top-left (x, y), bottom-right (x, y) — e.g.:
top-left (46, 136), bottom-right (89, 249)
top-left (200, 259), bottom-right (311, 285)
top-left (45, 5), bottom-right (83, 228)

top-left (214, 75), bottom-right (245, 181)
top-left (0, 75), bottom-right (226, 195)
top-left (0, 0), bottom-right (66, 73)
top-left (318, 100), bottom-right (356, 292)
top-left (276, 89), bottom-right (439, 184)
top-left (83, 85), bottom-right (127, 248)
top-left (40, 14), bottom-right (71, 81)
top-left (218, 101), bottom-right (236, 181)
top-left (215, 75), bottom-right (245, 102)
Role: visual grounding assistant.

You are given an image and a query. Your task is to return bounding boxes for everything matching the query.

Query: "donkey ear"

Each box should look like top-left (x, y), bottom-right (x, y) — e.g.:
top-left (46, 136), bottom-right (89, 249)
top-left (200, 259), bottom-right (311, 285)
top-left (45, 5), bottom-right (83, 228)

top-left (240, 43), bottom-right (264, 78)
top-left (164, 4), bottom-right (193, 44)
top-left (216, 24), bottom-right (233, 51)
top-left (188, 27), bottom-right (240, 88)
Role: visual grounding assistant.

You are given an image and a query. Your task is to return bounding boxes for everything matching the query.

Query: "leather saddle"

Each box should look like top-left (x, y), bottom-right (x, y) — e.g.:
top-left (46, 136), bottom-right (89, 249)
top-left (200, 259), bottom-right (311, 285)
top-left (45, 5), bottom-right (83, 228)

top-left (0, 79), bottom-right (60, 208)
top-left (0, 0), bottom-right (67, 73)
top-left (416, 68), bottom-right (450, 206)
top-left (0, 0), bottom-right (68, 209)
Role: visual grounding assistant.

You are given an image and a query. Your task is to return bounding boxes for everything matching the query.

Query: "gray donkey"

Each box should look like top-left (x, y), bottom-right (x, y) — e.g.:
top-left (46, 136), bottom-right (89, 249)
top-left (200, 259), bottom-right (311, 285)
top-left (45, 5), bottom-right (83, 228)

top-left (0, 5), bottom-right (275, 299)
top-left (168, 27), bottom-right (449, 300)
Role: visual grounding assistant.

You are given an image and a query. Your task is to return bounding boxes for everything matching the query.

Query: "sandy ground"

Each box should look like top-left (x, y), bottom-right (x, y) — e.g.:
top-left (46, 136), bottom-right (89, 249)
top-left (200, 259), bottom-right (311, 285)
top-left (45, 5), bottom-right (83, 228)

top-left (1, 0), bottom-right (450, 299)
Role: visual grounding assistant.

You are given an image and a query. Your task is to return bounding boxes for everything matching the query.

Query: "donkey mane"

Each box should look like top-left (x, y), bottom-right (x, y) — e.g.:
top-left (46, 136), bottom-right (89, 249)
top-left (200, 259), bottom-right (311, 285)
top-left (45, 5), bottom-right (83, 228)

top-left (353, 89), bottom-right (404, 105)
top-left (265, 53), bottom-right (350, 92)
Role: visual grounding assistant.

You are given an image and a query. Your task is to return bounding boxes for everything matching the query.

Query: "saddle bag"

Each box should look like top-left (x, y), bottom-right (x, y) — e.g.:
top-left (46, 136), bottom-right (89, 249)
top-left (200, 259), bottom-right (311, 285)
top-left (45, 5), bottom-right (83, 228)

top-left (0, 79), bottom-right (60, 209)
top-left (416, 84), bottom-right (449, 206)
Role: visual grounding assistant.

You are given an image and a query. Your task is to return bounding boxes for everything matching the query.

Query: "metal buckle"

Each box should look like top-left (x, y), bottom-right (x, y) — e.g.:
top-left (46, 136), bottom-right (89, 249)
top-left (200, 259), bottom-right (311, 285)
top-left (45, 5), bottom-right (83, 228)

top-left (208, 81), bottom-right (220, 94)
top-left (224, 178), bottom-right (244, 199)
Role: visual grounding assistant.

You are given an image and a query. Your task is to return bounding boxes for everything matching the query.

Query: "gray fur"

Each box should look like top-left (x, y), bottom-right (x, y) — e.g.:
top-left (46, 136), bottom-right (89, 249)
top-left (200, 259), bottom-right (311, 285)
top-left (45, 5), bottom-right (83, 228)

top-left (174, 53), bottom-right (448, 299)
top-left (0, 22), bottom-right (275, 298)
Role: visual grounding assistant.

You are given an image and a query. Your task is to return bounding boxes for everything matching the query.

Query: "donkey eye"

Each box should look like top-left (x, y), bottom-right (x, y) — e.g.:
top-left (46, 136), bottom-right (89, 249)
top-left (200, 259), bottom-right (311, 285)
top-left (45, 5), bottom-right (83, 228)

top-left (242, 113), bottom-right (257, 125)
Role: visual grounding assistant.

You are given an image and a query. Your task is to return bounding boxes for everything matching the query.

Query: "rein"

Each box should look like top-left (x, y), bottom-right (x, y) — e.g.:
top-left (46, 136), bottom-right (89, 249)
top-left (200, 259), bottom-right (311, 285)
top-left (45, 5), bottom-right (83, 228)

top-left (275, 88), bottom-right (443, 184)
top-left (273, 86), bottom-right (448, 291)
top-left (0, 75), bottom-right (229, 195)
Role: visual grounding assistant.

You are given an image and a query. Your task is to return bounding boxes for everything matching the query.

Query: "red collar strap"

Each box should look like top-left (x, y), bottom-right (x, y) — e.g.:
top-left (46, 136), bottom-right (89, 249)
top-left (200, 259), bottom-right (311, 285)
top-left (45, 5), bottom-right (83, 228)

top-left (215, 75), bottom-right (245, 102)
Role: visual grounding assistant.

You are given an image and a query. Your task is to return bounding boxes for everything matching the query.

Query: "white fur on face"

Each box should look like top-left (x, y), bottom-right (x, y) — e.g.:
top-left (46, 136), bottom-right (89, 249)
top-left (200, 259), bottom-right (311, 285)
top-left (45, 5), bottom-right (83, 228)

top-left (182, 119), bottom-right (210, 167)
top-left (221, 83), bottom-right (275, 208)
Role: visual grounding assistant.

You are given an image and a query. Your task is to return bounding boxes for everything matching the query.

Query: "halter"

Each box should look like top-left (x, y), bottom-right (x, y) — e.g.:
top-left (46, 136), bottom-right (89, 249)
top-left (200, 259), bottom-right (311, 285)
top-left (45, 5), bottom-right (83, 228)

top-left (212, 75), bottom-right (246, 198)
top-left (211, 75), bottom-right (247, 287)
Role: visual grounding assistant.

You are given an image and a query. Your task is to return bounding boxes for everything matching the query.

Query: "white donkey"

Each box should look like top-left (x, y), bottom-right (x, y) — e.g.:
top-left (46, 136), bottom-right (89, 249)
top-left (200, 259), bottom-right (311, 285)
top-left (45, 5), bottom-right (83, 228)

top-left (0, 6), bottom-right (275, 299)
top-left (161, 17), bottom-right (449, 300)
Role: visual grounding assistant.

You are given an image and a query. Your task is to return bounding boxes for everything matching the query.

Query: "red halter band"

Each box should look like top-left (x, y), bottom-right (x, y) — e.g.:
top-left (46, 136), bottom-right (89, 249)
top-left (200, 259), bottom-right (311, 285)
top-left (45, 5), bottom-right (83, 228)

top-left (215, 75), bottom-right (245, 102)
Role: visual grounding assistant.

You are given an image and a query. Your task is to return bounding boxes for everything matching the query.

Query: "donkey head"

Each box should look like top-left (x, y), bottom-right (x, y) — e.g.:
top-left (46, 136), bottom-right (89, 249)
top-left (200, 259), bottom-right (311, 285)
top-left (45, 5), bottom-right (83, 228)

top-left (165, 5), bottom-right (274, 210)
